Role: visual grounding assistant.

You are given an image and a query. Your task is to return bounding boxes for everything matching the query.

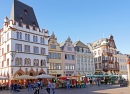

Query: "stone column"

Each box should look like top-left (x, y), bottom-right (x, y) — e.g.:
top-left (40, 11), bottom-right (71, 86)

top-left (126, 56), bottom-right (130, 86)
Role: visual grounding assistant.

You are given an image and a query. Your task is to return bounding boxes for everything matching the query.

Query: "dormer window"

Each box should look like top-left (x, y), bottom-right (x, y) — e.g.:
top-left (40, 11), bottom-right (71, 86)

top-left (32, 22), bottom-right (35, 26)
top-left (20, 16), bottom-right (23, 22)
top-left (24, 9), bottom-right (28, 14)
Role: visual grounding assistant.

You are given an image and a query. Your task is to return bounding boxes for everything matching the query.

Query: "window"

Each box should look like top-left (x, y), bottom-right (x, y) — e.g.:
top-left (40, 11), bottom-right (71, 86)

top-left (95, 63), bottom-right (97, 69)
top-left (40, 37), bottom-right (44, 44)
top-left (15, 44), bottom-right (22, 52)
top-left (15, 57), bottom-right (22, 66)
top-left (41, 60), bottom-right (46, 67)
top-left (67, 47), bottom-right (72, 51)
top-left (2, 48), bottom-right (4, 55)
top-left (7, 44), bottom-right (9, 53)
top-left (7, 59), bottom-right (9, 66)
top-left (77, 63), bottom-right (80, 70)
top-left (33, 35), bottom-right (38, 42)
top-left (25, 34), bottom-right (28, 40)
top-left (51, 45), bottom-right (56, 49)
top-left (50, 63), bottom-right (61, 70)
top-left (16, 32), bottom-right (22, 40)
top-left (33, 35), bottom-right (35, 42)
top-left (49, 52), bottom-right (61, 59)
top-left (24, 45), bottom-right (30, 53)
top-left (36, 36), bottom-right (38, 42)
top-left (24, 9), bottom-right (28, 14)
top-left (16, 32), bottom-right (19, 39)
top-left (20, 32), bottom-right (22, 39)
top-left (33, 59), bottom-right (39, 66)
top-left (65, 64), bottom-right (75, 70)
top-left (2, 61), bottom-right (4, 67)
top-left (24, 58), bottom-right (31, 66)
top-left (15, 57), bottom-right (19, 66)
top-left (65, 54), bottom-right (74, 60)
top-left (41, 48), bottom-right (45, 55)
top-left (28, 34), bottom-right (30, 41)
top-left (33, 47), bottom-right (39, 54)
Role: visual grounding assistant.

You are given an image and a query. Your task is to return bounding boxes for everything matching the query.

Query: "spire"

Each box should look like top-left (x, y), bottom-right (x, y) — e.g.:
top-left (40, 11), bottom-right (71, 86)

top-left (4, 16), bottom-right (9, 22)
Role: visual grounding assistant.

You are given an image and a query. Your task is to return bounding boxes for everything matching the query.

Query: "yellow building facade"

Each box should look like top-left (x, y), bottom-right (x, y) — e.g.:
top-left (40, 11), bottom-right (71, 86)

top-left (48, 33), bottom-right (63, 77)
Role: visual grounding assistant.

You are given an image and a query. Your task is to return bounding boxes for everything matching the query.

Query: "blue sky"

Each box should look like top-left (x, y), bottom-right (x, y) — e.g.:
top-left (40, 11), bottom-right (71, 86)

top-left (0, 0), bottom-right (130, 54)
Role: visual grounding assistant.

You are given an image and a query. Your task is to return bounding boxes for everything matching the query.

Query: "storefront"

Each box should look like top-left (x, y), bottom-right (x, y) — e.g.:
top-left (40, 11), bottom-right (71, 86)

top-left (49, 70), bottom-right (63, 77)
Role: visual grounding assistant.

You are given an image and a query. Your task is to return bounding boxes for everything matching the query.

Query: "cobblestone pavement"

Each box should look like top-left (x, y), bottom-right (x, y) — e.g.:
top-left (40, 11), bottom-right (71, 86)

top-left (0, 85), bottom-right (129, 94)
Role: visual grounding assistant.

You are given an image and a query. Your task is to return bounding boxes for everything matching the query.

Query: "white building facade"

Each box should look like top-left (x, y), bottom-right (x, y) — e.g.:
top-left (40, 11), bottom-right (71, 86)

top-left (0, 0), bottom-right (49, 84)
top-left (116, 52), bottom-right (127, 76)
top-left (73, 40), bottom-right (95, 76)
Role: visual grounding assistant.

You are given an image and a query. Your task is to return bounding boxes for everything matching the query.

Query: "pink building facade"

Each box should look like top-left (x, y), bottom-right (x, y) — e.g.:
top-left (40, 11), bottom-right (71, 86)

top-left (60, 37), bottom-right (76, 76)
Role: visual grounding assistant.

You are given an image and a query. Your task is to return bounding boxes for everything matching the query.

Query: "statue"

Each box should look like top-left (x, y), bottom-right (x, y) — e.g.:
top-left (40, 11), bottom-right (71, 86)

top-left (10, 52), bottom-right (16, 61)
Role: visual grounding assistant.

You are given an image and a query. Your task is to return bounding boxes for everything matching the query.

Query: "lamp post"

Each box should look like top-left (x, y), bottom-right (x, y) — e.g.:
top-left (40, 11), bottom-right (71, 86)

top-left (126, 55), bottom-right (130, 86)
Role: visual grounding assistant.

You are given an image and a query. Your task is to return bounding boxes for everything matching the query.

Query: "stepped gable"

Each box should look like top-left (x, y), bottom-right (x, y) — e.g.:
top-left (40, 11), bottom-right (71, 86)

top-left (10, 0), bottom-right (39, 28)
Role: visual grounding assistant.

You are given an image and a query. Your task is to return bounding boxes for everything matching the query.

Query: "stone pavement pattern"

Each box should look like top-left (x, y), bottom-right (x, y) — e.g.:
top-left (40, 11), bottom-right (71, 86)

top-left (0, 85), bottom-right (130, 94)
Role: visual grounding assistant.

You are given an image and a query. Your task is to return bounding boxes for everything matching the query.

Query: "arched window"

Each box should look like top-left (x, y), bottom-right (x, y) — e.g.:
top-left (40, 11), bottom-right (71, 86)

top-left (43, 60), bottom-right (46, 67)
top-left (41, 60), bottom-right (43, 66)
top-left (20, 32), bottom-right (22, 39)
top-left (33, 59), bottom-right (36, 66)
top-left (36, 59), bottom-right (39, 66)
top-left (24, 58), bottom-right (28, 66)
top-left (16, 32), bottom-right (19, 39)
top-left (19, 58), bottom-right (22, 66)
top-left (28, 34), bottom-right (30, 41)
top-left (28, 58), bottom-right (31, 66)
top-left (15, 57), bottom-right (19, 66)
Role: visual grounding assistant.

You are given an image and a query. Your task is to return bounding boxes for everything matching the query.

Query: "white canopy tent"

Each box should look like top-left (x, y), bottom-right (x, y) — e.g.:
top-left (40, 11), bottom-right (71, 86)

top-left (13, 75), bottom-right (37, 80)
top-left (36, 74), bottom-right (55, 79)
top-left (0, 76), bottom-right (8, 80)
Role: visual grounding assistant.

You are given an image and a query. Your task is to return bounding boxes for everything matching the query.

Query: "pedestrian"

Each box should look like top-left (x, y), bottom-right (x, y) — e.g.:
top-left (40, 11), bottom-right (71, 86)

top-left (51, 81), bottom-right (55, 94)
top-left (10, 83), bottom-right (14, 92)
top-left (66, 79), bottom-right (70, 90)
top-left (97, 78), bottom-right (100, 86)
top-left (28, 82), bottom-right (32, 91)
top-left (40, 81), bottom-right (43, 90)
top-left (46, 81), bottom-right (51, 94)
top-left (33, 81), bottom-right (37, 90)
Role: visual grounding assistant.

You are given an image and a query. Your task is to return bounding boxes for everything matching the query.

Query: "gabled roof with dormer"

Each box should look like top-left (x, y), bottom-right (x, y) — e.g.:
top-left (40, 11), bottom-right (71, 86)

top-left (10, 0), bottom-right (39, 28)
top-left (73, 40), bottom-right (89, 49)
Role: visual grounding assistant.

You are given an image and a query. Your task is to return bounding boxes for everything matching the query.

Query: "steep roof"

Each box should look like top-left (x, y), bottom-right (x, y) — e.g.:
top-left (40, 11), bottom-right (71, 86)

top-left (73, 40), bottom-right (89, 49)
top-left (10, 0), bottom-right (39, 28)
top-left (88, 38), bottom-right (107, 49)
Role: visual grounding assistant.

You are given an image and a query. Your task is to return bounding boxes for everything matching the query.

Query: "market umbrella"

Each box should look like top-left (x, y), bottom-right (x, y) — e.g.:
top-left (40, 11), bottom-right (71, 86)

top-left (36, 74), bottom-right (55, 79)
top-left (0, 76), bottom-right (8, 80)
top-left (14, 75), bottom-right (37, 80)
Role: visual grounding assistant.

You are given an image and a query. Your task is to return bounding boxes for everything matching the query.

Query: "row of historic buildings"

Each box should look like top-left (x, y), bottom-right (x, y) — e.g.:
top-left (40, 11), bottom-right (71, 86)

top-left (0, 0), bottom-right (128, 84)
top-left (48, 33), bottom-right (94, 77)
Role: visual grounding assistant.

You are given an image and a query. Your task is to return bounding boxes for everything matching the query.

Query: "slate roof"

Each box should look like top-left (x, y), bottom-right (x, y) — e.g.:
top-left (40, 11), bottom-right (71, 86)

top-left (73, 40), bottom-right (89, 49)
top-left (88, 38), bottom-right (107, 49)
top-left (10, 0), bottom-right (39, 28)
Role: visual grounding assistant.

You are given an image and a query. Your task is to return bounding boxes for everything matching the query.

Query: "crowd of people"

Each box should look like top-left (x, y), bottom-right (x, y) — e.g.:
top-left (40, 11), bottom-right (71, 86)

top-left (9, 79), bottom-right (55, 94)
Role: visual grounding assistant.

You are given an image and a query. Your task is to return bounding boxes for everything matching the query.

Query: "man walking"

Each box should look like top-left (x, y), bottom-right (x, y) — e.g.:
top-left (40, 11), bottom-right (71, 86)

top-left (51, 80), bottom-right (55, 94)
